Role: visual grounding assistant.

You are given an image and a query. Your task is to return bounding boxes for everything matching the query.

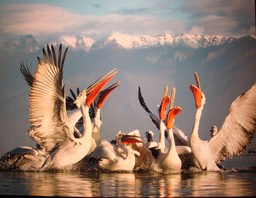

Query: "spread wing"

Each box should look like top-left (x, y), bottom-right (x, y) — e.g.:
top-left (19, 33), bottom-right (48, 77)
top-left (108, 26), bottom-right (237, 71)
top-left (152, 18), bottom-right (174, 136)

top-left (209, 83), bottom-right (256, 163)
top-left (27, 44), bottom-right (71, 153)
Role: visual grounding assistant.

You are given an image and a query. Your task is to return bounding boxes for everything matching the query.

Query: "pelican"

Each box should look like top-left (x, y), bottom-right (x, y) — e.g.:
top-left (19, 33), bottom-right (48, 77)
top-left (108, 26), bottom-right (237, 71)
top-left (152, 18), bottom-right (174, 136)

top-left (20, 62), bottom-right (119, 140)
top-left (92, 82), bottom-right (120, 140)
top-left (150, 106), bottom-right (183, 173)
top-left (64, 81), bottom-right (120, 155)
top-left (0, 146), bottom-right (46, 171)
top-left (125, 130), bottom-right (155, 172)
top-left (189, 72), bottom-right (256, 171)
top-left (88, 81), bottom-right (120, 153)
top-left (88, 131), bottom-right (142, 172)
top-left (138, 86), bottom-right (191, 157)
top-left (138, 86), bottom-right (188, 146)
top-left (0, 44), bottom-right (118, 171)
top-left (30, 44), bottom-right (118, 170)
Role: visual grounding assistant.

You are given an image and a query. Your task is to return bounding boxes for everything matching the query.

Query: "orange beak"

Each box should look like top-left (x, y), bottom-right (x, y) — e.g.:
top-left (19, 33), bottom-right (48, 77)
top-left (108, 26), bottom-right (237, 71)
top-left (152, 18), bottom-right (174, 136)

top-left (190, 84), bottom-right (202, 109)
top-left (121, 135), bottom-right (143, 144)
top-left (86, 71), bottom-right (117, 107)
top-left (96, 81), bottom-right (120, 109)
top-left (165, 106), bottom-right (182, 129)
top-left (159, 95), bottom-right (170, 120)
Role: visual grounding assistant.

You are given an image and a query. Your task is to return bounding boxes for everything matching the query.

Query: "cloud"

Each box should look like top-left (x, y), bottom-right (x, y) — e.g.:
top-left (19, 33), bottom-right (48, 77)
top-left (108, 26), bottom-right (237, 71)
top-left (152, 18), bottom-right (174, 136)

top-left (0, 1), bottom-right (254, 40)
top-left (0, 4), bottom-right (181, 38)
top-left (0, 4), bottom-right (82, 37)
top-left (186, 15), bottom-right (238, 35)
top-left (180, 0), bottom-right (254, 35)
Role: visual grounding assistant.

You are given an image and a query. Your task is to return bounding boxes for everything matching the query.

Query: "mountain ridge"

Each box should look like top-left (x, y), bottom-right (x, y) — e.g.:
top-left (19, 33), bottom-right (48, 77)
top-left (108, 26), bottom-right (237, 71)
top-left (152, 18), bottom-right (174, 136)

top-left (2, 33), bottom-right (253, 54)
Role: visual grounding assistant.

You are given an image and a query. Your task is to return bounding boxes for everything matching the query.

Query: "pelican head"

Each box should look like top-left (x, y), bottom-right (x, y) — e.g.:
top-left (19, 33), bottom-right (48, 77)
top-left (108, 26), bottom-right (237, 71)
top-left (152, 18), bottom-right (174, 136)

top-left (74, 69), bottom-right (118, 108)
top-left (74, 89), bottom-right (87, 108)
top-left (190, 72), bottom-right (206, 109)
top-left (145, 131), bottom-right (154, 142)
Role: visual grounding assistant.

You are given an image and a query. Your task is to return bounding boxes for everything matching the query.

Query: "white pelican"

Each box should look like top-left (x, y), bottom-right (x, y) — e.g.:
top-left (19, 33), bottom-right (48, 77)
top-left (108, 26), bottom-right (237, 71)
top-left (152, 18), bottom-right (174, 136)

top-left (138, 86), bottom-right (188, 146)
top-left (0, 45), bottom-right (118, 171)
top-left (20, 62), bottom-right (119, 140)
top-left (0, 44), bottom-right (118, 171)
top-left (65, 81), bottom-right (120, 155)
top-left (0, 61), bottom-right (117, 171)
top-left (89, 81), bottom-right (120, 153)
top-left (88, 131), bottom-right (142, 172)
top-left (125, 129), bottom-right (155, 172)
top-left (150, 106), bottom-right (183, 173)
top-left (189, 72), bottom-right (256, 171)
top-left (138, 87), bottom-right (191, 156)
top-left (0, 146), bottom-right (46, 171)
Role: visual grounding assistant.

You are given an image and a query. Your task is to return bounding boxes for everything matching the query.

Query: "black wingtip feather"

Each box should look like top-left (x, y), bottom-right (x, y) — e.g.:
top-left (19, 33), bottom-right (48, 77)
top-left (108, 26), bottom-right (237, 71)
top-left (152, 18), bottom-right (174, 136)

top-left (138, 86), bottom-right (152, 114)
top-left (47, 44), bottom-right (53, 65)
top-left (20, 61), bottom-right (34, 87)
top-left (51, 44), bottom-right (57, 66)
top-left (61, 47), bottom-right (68, 71)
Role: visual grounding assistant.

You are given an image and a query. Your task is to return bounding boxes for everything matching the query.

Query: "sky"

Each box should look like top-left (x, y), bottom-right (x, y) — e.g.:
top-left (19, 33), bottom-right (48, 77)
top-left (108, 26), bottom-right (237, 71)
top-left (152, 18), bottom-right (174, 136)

top-left (0, 0), bottom-right (255, 40)
top-left (0, 0), bottom-right (256, 163)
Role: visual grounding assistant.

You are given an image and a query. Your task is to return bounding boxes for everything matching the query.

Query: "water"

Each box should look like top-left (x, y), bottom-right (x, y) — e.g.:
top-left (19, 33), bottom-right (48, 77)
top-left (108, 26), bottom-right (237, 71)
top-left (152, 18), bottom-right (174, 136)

top-left (1, 168), bottom-right (256, 197)
top-left (1, 154), bottom-right (256, 197)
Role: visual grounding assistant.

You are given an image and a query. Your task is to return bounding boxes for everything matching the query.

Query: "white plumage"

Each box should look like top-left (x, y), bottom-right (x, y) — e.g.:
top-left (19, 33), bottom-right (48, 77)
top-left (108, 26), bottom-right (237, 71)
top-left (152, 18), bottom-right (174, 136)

top-left (189, 72), bottom-right (256, 171)
top-left (89, 131), bottom-right (141, 172)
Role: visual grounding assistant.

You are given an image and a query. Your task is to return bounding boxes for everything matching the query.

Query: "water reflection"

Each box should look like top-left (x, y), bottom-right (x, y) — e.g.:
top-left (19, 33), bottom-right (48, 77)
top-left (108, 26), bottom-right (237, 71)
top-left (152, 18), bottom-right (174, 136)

top-left (0, 171), bottom-right (256, 197)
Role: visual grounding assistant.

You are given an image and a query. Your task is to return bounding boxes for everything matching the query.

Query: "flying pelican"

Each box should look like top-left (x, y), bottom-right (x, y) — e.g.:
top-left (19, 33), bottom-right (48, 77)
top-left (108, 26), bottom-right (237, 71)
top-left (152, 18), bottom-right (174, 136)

top-left (150, 105), bottom-right (183, 173)
top-left (189, 72), bottom-right (256, 171)
top-left (88, 131), bottom-right (142, 172)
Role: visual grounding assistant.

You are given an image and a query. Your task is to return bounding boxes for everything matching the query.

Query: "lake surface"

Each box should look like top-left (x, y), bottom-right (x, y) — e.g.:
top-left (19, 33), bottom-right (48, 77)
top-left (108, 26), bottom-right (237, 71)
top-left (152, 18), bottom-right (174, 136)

top-left (1, 155), bottom-right (256, 197)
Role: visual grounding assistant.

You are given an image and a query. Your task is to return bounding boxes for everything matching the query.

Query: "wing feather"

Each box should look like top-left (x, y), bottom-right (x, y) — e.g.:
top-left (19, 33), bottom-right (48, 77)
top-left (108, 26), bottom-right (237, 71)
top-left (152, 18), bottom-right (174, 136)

top-left (138, 86), bottom-right (160, 129)
top-left (209, 83), bottom-right (256, 163)
top-left (89, 140), bottom-right (117, 160)
top-left (27, 44), bottom-right (71, 153)
top-left (20, 62), bottom-right (34, 87)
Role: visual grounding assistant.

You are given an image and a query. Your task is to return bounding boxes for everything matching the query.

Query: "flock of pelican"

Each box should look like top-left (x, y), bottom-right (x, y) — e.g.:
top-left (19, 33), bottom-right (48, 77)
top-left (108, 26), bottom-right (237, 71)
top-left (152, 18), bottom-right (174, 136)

top-left (1, 44), bottom-right (256, 173)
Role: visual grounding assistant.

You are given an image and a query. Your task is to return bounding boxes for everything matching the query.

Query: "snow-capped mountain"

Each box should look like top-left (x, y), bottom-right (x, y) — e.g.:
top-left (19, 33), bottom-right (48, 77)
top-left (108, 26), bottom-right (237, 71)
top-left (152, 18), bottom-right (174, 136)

top-left (0, 33), bottom-right (241, 54)
top-left (94, 33), bottom-right (237, 49)
top-left (52, 35), bottom-right (94, 52)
